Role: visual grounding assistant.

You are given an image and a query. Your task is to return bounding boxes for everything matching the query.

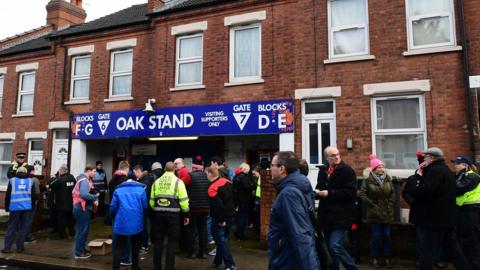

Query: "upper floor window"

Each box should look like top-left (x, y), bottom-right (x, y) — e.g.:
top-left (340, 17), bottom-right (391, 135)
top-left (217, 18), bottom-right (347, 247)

top-left (406, 0), bottom-right (456, 50)
top-left (17, 71), bottom-right (35, 114)
top-left (229, 24), bottom-right (261, 83)
top-left (176, 33), bottom-right (203, 87)
top-left (71, 55), bottom-right (91, 100)
top-left (0, 75), bottom-right (4, 115)
top-left (110, 49), bottom-right (132, 97)
top-left (328, 0), bottom-right (369, 58)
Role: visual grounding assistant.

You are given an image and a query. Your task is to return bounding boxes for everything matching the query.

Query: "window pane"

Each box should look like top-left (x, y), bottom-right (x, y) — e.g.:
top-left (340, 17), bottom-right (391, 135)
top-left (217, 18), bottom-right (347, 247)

top-left (0, 165), bottom-right (9, 186)
top-left (21, 73), bottom-right (35, 90)
top-left (321, 123), bottom-right (331, 164)
top-left (309, 123), bottom-right (319, 164)
top-left (73, 79), bottom-right (89, 98)
top-left (376, 98), bottom-right (420, 129)
top-left (408, 0), bottom-right (450, 16)
top-left (0, 97), bottom-right (2, 113)
top-left (305, 102), bottom-right (334, 114)
top-left (0, 77), bottom-right (4, 96)
top-left (0, 143), bottom-right (12, 161)
top-left (20, 94), bottom-right (34, 111)
top-left (178, 62), bottom-right (202, 84)
top-left (112, 75), bottom-right (132, 96)
top-left (333, 28), bottom-right (366, 55)
top-left (55, 130), bottom-right (69, 139)
top-left (331, 0), bottom-right (367, 27)
top-left (375, 134), bottom-right (425, 169)
top-left (412, 16), bottom-right (451, 46)
top-left (234, 27), bottom-right (260, 77)
top-left (74, 57), bottom-right (91, 76)
top-left (113, 51), bottom-right (133, 72)
top-left (30, 140), bottom-right (43, 151)
top-left (179, 36), bottom-right (202, 59)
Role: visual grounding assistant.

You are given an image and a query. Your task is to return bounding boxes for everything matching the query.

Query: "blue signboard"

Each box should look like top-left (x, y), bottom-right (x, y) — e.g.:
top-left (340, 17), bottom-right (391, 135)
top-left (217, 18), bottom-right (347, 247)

top-left (71, 99), bottom-right (294, 139)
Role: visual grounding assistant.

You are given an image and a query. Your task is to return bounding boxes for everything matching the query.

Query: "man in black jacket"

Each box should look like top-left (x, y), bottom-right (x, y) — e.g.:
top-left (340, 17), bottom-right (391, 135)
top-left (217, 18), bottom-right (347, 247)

top-left (406, 147), bottom-right (471, 270)
top-left (315, 146), bottom-right (358, 270)
top-left (50, 165), bottom-right (76, 239)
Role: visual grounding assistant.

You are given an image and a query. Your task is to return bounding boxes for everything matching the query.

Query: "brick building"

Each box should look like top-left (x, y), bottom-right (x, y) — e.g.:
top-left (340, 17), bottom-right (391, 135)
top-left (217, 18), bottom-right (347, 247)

top-left (1, 0), bottom-right (480, 239)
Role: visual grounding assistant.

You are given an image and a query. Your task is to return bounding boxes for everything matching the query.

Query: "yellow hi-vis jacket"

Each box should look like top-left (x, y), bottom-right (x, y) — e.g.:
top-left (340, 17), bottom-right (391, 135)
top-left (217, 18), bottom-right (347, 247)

top-left (456, 171), bottom-right (480, 207)
top-left (150, 171), bottom-right (189, 214)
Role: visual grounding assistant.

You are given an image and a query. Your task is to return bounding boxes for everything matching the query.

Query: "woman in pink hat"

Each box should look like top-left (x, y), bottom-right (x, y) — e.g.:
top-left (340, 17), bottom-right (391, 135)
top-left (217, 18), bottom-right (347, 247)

top-left (359, 154), bottom-right (395, 268)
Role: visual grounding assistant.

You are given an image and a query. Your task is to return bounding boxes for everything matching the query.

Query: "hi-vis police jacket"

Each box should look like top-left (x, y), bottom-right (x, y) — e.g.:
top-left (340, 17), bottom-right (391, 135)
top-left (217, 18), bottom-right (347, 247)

top-left (150, 171), bottom-right (189, 216)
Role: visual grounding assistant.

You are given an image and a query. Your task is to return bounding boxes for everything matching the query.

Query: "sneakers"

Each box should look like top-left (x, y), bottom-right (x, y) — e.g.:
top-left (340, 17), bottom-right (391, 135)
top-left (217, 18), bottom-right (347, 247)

top-left (120, 261), bottom-right (132, 266)
top-left (208, 240), bottom-right (215, 245)
top-left (208, 248), bottom-right (216, 256)
top-left (24, 237), bottom-right (37, 244)
top-left (74, 252), bottom-right (92, 259)
top-left (139, 247), bottom-right (149, 255)
top-left (225, 266), bottom-right (238, 270)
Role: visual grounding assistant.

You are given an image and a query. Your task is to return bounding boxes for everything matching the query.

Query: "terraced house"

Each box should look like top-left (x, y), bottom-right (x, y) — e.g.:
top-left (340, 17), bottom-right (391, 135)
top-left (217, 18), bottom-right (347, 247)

top-left (1, 0), bottom-right (480, 240)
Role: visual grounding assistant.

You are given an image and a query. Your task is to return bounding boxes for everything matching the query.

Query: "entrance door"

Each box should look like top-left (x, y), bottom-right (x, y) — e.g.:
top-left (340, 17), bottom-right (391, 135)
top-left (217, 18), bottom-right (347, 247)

top-left (51, 130), bottom-right (69, 176)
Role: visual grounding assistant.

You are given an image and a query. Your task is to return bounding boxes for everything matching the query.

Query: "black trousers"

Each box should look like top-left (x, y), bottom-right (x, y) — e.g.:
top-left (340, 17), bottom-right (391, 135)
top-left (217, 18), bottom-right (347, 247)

top-left (112, 232), bottom-right (142, 270)
top-left (457, 206), bottom-right (480, 270)
top-left (185, 211), bottom-right (208, 256)
top-left (416, 226), bottom-right (472, 270)
top-left (56, 210), bottom-right (75, 238)
top-left (154, 214), bottom-right (180, 270)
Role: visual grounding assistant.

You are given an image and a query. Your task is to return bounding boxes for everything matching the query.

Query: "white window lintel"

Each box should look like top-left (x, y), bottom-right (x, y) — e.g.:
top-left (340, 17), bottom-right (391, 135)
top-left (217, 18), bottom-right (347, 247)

top-left (0, 132), bottom-right (16, 140)
top-left (363, 80), bottom-right (431, 95)
top-left (106, 38), bottom-right (137, 51)
top-left (0, 67), bottom-right (7, 74)
top-left (295, 87), bottom-right (342, 99)
top-left (48, 121), bottom-right (69, 130)
top-left (68, 45), bottom-right (95, 56)
top-left (224, 10), bottom-right (266, 26)
top-left (16, 62), bottom-right (39, 72)
top-left (171, 21), bottom-right (208, 36)
top-left (24, 131), bottom-right (47, 140)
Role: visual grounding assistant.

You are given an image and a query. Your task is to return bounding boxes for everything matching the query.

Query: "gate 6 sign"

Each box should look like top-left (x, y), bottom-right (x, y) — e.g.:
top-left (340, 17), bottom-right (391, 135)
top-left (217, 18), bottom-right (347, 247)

top-left (71, 99), bottom-right (294, 139)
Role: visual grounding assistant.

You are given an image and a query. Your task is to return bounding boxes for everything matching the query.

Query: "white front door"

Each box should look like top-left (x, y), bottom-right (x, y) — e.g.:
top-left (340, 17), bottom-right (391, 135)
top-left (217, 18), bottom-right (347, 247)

top-left (52, 140), bottom-right (68, 176)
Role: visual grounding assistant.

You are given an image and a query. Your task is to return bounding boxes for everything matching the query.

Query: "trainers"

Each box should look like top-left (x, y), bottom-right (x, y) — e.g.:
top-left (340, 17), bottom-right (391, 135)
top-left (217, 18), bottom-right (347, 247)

top-left (139, 247), bottom-right (149, 255)
top-left (208, 240), bottom-right (215, 245)
top-left (225, 266), bottom-right (238, 270)
top-left (120, 261), bottom-right (132, 266)
top-left (208, 248), bottom-right (216, 256)
top-left (74, 252), bottom-right (91, 259)
top-left (24, 237), bottom-right (36, 244)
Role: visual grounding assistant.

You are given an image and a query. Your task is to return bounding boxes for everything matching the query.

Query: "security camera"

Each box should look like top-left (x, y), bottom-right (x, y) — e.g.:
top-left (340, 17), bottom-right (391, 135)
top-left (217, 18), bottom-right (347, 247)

top-left (143, 98), bottom-right (156, 115)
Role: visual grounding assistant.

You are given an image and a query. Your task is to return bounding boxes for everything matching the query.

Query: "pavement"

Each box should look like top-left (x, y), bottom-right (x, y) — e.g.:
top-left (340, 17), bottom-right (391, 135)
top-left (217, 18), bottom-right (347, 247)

top-left (0, 218), bottom-right (455, 269)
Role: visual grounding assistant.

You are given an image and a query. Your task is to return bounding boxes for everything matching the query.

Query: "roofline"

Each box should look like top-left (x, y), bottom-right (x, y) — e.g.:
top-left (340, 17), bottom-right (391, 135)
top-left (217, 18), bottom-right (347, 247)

top-left (0, 44), bottom-right (52, 57)
top-left (49, 20), bottom-right (150, 40)
top-left (149, 0), bottom-right (238, 16)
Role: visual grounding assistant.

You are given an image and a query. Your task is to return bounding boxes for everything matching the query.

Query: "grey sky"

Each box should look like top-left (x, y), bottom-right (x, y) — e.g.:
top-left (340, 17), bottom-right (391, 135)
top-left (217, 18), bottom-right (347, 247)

top-left (0, 0), bottom-right (147, 40)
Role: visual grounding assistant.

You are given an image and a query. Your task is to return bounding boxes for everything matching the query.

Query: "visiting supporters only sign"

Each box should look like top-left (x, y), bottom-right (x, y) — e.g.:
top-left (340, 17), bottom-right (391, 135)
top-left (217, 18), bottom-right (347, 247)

top-left (70, 99), bottom-right (294, 139)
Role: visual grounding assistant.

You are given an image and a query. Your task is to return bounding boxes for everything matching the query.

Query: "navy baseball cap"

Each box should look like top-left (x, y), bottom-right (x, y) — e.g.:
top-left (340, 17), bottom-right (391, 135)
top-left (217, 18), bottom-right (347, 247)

top-left (451, 156), bottom-right (473, 165)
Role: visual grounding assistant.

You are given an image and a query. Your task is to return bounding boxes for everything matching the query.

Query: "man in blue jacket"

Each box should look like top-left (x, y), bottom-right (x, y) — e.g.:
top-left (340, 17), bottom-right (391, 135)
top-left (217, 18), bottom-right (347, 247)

top-left (110, 178), bottom-right (147, 270)
top-left (268, 151), bottom-right (320, 270)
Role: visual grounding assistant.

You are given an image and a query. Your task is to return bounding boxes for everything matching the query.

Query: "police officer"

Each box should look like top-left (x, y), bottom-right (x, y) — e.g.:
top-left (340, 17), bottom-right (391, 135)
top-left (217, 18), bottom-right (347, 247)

top-left (150, 161), bottom-right (189, 270)
top-left (93, 161), bottom-right (108, 216)
top-left (7, 152), bottom-right (28, 179)
top-left (452, 156), bottom-right (480, 270)
top-left (2, 166), bottom-right (37, 253)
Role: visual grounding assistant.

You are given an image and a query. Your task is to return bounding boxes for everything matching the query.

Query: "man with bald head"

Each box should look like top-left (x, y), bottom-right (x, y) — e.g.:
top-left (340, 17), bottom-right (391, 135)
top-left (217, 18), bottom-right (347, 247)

top-left (150, 161), bottom-right (189, 270)
top-left (174, 158), bottom-right (192, 186)
top-left (315, 146), bottom-right (358, 270)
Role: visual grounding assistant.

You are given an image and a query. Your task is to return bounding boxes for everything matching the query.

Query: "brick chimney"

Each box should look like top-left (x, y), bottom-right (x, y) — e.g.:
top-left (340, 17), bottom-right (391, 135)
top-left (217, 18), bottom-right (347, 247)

top-left (46, 0), bottom-right (86, 29)
top-left (148, 0), bottom-right (165, 13)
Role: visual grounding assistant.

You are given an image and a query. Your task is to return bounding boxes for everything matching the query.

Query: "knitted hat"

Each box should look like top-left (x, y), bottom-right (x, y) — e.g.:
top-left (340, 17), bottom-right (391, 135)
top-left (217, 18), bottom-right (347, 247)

top-left (369, 154), bottom-right (384, 170)
top-left (96, 160), bottom-right (103, 166)
top-left (193, 155), bottom-right (203, 166)
top-left (151, 162), bottom-right (162, 170)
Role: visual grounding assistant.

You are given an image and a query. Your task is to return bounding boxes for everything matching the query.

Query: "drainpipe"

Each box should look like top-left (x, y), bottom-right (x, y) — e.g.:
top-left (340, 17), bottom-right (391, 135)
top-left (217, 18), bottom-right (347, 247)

top-left (458, 0), bottom-right (476, 162)
top-left (58, 37), bottom-right (74, 170)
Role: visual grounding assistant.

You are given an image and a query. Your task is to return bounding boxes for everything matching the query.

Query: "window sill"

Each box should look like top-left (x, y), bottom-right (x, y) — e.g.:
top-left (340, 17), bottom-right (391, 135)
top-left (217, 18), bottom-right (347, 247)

top-left (402, 46), bottom-right (462, 56)
top-left (64, 99), bottom-right (90, 105)
top-left (389, 169), bottom-right (415, 179)
top-left (224, 79), bottom-right (264, 87)
top-left (104, 96), bottom-right (134, 103)
top-left (0, 185), bottom-right (6, 192)
top-left (323, 55), bottom-right (376, 64)
top-left (12, 113), bottom-right (34, 118)
top-left (170, 85), bottom-right (206, 91)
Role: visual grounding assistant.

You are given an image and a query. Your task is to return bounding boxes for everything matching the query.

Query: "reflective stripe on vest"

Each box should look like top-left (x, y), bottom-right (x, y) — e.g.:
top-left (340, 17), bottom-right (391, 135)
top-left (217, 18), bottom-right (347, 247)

top-left (456, 171), bottom-right (480, 206)
top-left (9, 177), bottom-right (32, 211)
top-left (151, 173), bottom-right (181, 212)
top-left (72, 177), bottom-right (93, 211)
top-left (255, 176), bottom-right (261, 198)
top-left (93, 171), bottom-right (106, 191)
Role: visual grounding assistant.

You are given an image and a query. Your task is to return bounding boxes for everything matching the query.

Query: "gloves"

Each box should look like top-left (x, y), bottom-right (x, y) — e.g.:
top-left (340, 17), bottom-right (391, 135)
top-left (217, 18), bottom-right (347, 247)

top-left (351, 223), bottom-right (358, 232)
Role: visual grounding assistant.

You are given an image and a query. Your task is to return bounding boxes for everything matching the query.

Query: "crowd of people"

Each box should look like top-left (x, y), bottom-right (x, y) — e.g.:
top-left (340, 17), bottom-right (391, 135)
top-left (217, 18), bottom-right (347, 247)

top-left (268, 147), bottom-right (480, 270)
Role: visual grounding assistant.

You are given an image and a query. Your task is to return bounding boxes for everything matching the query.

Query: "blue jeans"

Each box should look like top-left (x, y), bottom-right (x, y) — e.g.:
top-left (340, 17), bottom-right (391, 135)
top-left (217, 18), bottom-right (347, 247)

top-left (207, 215), bottom-right (213, 242)
top-left (212, 218), bottom-right (235, 268)
top-left (235, 202), bottom-right (249, 239)
top-left (4, 210), bottom-right (32, 251)
top-left (73, 206), bottom-right (91, 256)
top-left (327, 229), bottom-right (358, 270)
top-left (370, 223), bottom-right (391, 257)
top-left (113, 234), bottom-right (131, 263)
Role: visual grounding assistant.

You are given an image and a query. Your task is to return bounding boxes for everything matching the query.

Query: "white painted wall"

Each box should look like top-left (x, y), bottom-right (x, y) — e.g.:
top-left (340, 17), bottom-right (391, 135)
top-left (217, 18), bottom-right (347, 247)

top-left (70, 139), bottom-right (87, 177)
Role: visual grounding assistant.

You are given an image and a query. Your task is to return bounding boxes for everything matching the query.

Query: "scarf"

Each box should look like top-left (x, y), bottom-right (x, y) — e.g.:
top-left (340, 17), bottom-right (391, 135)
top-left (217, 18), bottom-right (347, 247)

top-left (371, 171), bottom-right (386, 187)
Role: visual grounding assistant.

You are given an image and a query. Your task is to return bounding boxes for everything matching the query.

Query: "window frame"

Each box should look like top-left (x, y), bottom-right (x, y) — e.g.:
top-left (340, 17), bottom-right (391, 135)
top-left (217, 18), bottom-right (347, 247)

top-left (109, 49), bottom-right (133, 98)
top-left (371, 94), bottom-right (428, 170)
top-left (17, 71), bottom-right (35, 114)
top-left (175, 33), bottom-right (204, 87)
top-left (0, 141), bottom-right (12, 190)
top-left (405, 0), bottom-right (456, 50)
top-left (229, 23), bottom-right (262, 83)
top-left (327, 0), bottom-right (370, 59)
top-left (70, 54), bottom-right (91, 101)
top-left (0, 74), bottom-right (4, 116)
top-left (28, 139), bottom-right (44, 176)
